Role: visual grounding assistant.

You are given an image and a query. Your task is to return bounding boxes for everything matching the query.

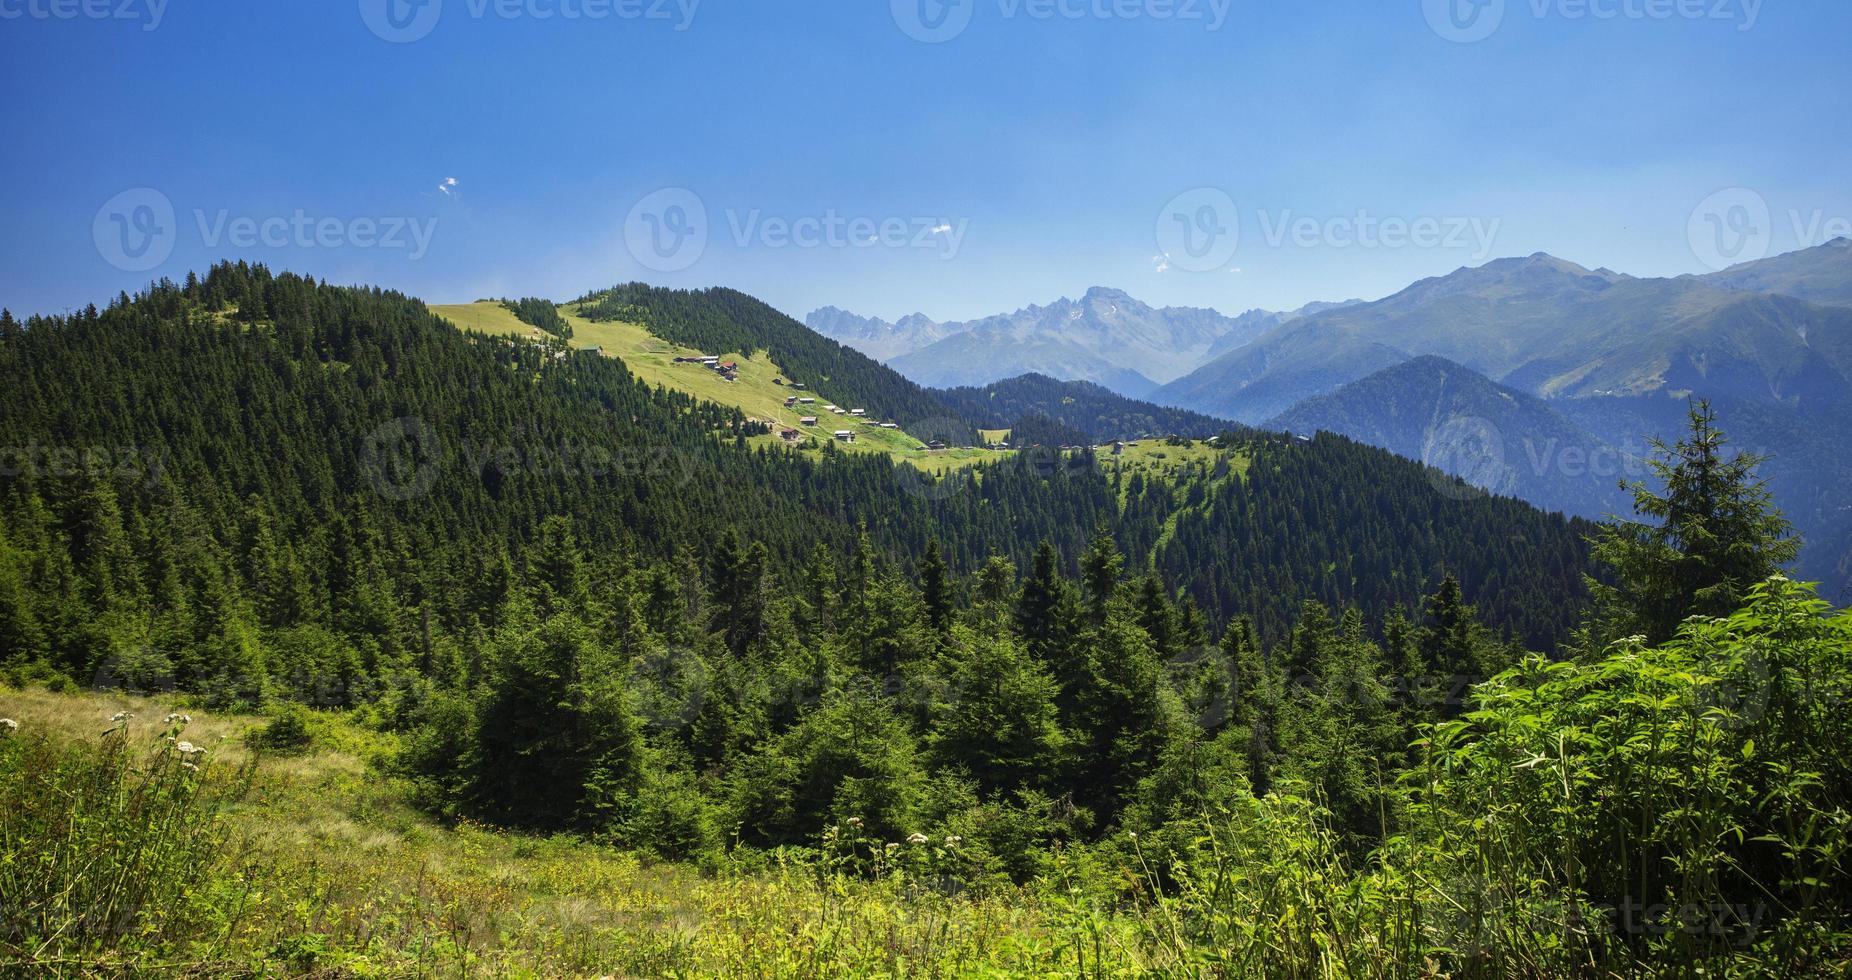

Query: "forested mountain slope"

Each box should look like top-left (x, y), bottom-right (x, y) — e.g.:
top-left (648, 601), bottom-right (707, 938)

top-left (931, 373), bottom-right (1234, 443)
top-left (574, 283), bottom-right (973, 442)
top-left (1266, 356), bottom-right (1638, 520)
top-left (0, 264), bottom-right (1595, 705)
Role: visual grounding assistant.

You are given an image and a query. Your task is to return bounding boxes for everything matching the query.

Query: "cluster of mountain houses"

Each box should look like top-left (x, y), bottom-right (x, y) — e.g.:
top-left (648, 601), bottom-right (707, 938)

top-left (672, 349), bottom-right (945, 450)
top-left (672, 354), bottom-right (740, 382)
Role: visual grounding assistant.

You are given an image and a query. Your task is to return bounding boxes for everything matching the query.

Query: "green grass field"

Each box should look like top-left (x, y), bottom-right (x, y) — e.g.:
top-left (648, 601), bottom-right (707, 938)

top-left (431, 301), bottom-right (1002, 473)
top-left (0, 686), bottom-right (1145, 977)
top-left (1101, 439), bottom-right (1252, 559)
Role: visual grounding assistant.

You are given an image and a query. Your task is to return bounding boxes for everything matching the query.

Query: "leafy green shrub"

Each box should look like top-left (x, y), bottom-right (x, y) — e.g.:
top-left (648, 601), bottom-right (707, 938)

top-left (252, 703), bottom-right (318, 755)
top-left (1407, 576), bottom-right (1852, 972)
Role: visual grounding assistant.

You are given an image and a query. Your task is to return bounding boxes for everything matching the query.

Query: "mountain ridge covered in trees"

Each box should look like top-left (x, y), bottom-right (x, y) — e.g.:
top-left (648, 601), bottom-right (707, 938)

top-left (931, 372), bottom-right (1234, 443)
top-left (3, 267), bottom-right (1846, 976)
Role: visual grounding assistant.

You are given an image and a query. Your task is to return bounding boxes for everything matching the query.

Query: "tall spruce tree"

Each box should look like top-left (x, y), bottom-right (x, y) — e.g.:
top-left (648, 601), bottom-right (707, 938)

top-left (1591, 401), bottom-right (1799, 646)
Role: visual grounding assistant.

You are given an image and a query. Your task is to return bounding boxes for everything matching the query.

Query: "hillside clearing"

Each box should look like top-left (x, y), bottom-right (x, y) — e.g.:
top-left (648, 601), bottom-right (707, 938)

top-left (432, 301), bottom-right (1001, 472)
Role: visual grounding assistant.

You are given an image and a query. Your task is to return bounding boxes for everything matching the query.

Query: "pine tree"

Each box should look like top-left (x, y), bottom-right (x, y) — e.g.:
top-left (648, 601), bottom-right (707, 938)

top-left (531, 516), bottom-right (588, 620)
top-left (929, 629), bottom-right (1068, 795)
top-left (1134, 574), bottom-right (1178, 657)
top-left (1080, 527), bottom-right (1124, 625)
top-left (919, 538), bottom-right (952, 635)
top-left (976, 555), bottom-right (1015, 610)
top-left (1591, 401), bottom-right (1799, 646)
top-left (1418, 575), bottom-right (1481, 716)
top-left (707, 530), bottom-right (769, 658)
top-left (1014, 542), bottom-right (1065, 657)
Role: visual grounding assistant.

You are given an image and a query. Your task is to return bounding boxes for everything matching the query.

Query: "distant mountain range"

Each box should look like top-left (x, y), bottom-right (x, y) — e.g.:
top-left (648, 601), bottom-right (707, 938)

top-left (804, 239), bottom-right (1852, 597)
top-left (807, 289), bottom-right (1359, 398)
top-left (1153, 243), bottom-right (1852, 423)
top-left (1160, 238), bottom-right (1852, 596)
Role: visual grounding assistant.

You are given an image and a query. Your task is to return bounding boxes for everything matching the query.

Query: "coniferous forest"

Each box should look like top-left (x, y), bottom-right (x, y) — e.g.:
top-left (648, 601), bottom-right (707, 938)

top-left (2, 265), bottom-right (1848, 976)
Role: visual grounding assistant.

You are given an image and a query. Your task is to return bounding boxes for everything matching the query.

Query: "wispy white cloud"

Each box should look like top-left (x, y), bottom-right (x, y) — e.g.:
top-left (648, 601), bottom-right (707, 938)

top-left (438, 177), bottom-right (460, 196)
top-left (1151, 252), bottom-right (1171, 274)
top-left (929, 223), bottom-right (952, 235)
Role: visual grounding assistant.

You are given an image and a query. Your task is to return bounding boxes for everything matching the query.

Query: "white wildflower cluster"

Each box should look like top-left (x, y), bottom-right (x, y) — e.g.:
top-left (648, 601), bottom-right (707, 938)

top-left (0, 718), bottom-right (17, 736)
top-left (111, 711), bottom-right (133, 723)
top-left (907, 832), bottom-right (930, 845)
top-left (944, 835), bottom-right (963, 847)
top-left (165, 713), bottom-right (193, 726)
top-left (175, 739), bottom-right (207, 772)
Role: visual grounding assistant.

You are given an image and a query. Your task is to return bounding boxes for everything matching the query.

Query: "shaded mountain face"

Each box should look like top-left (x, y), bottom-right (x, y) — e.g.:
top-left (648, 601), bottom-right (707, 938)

top-left (1699, 236), bottom-right (1852, 308)
top-left (932, 372), bottom-right (1237, 444)
top-left (808, 288), bottom-right (1358, 397)
top-left (1154, 242), bottom-right (1852, 423)
top-left (1159, 240), bottom-right (1852, 597)
top-left (1265, 356), bottom-right (1638, 520)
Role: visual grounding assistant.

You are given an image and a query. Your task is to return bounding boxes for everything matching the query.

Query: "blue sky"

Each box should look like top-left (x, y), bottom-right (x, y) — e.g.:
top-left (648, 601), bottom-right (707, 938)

top-left (3, 0), bottom-right (1849, 322)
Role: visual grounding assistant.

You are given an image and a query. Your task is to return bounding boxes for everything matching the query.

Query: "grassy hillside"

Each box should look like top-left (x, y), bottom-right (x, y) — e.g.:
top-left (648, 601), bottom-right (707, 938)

top-left (0, 686), bottom-right (1125, 976)
top-left (435, 300), bottom-right (997, 471)
top-left (572, 284), bottom-right (974, 443)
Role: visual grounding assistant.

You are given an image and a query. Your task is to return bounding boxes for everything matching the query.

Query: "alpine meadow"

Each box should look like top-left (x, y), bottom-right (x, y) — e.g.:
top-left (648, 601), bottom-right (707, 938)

top-left (4, 3), bottom-right (1851, 978)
